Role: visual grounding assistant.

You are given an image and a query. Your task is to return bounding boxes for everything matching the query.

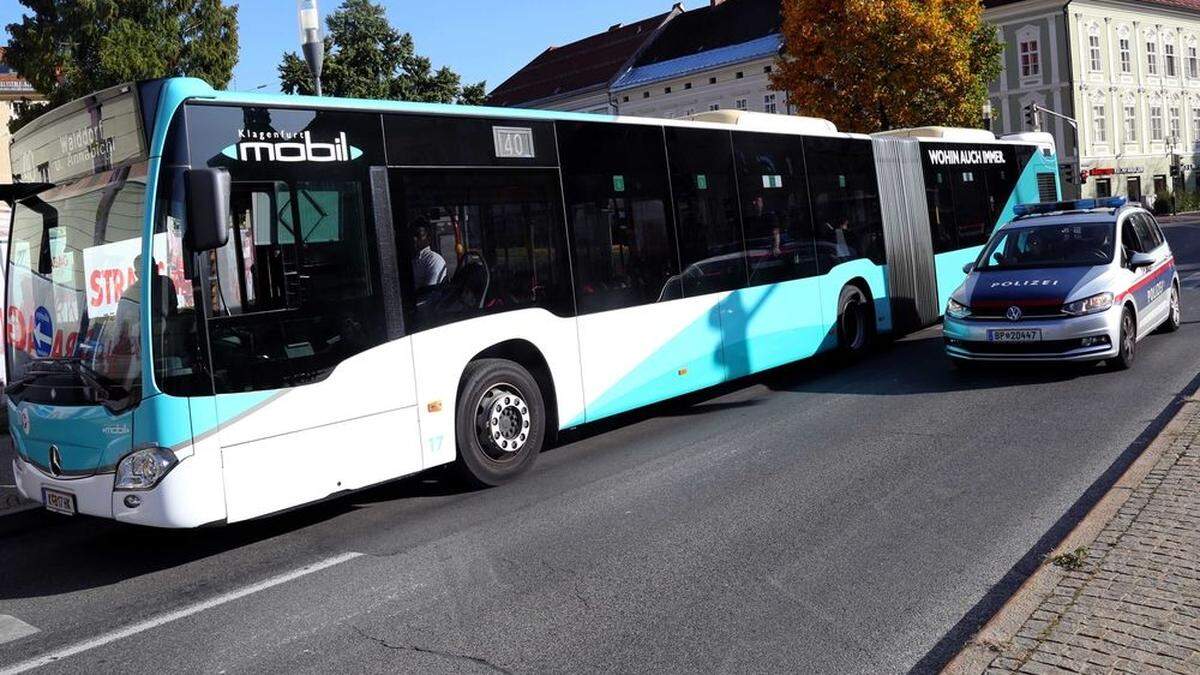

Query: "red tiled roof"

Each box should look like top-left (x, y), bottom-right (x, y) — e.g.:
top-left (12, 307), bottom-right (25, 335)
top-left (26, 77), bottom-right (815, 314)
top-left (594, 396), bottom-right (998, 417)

top-left (487, 11), bottom-right (673, 107)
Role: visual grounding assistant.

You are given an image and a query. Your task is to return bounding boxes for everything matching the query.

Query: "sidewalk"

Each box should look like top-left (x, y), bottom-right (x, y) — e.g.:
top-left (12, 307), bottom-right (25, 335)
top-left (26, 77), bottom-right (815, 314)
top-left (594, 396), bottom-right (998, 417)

top-left (971, 400), bottom-right (1200, 674)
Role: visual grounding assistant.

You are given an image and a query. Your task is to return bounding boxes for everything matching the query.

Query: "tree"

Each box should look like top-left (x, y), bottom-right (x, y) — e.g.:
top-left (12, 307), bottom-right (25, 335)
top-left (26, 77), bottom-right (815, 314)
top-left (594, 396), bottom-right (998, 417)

top-left (278, 0), bottom-right (485, 104)
top-left (771, 0), bottom-right (1003, 133)
top-left (5, 0), bottom-right (239, 132)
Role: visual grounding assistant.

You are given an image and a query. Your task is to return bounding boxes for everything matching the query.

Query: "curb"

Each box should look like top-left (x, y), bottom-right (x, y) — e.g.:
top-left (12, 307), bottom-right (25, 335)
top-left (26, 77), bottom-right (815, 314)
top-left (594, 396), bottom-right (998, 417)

top-left (942, 394), bottom-right (1200, 674)
top-left (0, 493), bottom-right (37, 517)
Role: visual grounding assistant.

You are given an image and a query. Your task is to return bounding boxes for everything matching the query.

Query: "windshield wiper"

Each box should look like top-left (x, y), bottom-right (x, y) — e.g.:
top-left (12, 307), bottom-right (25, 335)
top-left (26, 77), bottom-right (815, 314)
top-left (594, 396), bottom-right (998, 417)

top-left (6, 357), bottom-right (134, 411)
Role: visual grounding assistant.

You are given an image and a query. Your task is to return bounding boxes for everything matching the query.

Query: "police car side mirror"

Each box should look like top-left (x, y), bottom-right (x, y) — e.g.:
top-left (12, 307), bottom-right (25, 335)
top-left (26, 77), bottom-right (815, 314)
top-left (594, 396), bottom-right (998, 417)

top-left (184, 168), bottom-right (231, 252)
top-left (1128, 251), bottom-right (1155, 269)
top-left (962, 262), bottom-right (975, 274)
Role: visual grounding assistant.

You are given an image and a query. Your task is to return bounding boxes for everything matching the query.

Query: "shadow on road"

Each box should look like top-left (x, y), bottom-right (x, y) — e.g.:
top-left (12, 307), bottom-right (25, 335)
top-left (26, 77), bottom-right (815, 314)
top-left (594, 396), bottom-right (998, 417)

top-left (0, 326), bottom-right (1154, 601)
top-left (0, 469), bottom-right (474, 601)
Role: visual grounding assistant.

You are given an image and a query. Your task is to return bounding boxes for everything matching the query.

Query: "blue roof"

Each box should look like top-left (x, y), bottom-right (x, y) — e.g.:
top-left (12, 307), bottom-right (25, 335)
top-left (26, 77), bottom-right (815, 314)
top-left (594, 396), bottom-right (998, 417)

top-left (611, 34), bottom-right (782, 92)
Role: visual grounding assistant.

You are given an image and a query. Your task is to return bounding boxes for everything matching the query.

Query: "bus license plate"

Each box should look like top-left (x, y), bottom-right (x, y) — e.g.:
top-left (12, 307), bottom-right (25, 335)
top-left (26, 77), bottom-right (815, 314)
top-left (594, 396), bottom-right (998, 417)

top-left (42, 488), bottom-right (76, 516)
top-left (988, 328), bottom-right (1042, 343)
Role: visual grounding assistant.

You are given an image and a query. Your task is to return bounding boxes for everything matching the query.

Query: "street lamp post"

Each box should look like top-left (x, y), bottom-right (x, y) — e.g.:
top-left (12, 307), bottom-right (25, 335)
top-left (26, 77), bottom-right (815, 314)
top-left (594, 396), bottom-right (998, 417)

top-left (298, 0), bottom-right (323, 96)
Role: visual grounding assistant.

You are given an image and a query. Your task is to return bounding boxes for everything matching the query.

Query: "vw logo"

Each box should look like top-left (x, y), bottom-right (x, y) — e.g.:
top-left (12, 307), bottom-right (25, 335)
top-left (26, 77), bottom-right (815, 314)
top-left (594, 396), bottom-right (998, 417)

top-left (49, 444), bottom-right (63, 477)
top-left (1006, 306), bottom-right (1024, 321)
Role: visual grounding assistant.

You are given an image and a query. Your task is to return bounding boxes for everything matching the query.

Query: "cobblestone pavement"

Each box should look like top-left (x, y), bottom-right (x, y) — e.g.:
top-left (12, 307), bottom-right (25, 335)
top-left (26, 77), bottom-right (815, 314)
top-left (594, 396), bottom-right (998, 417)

top-left (985, 405), bottom-right (1200, 674)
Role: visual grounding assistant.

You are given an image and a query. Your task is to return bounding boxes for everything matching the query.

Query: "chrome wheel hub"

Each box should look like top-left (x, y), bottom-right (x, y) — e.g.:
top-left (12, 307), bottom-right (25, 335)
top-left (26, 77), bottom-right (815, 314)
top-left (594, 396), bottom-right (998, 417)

top-left (477, 384), bottom-right (530, 456)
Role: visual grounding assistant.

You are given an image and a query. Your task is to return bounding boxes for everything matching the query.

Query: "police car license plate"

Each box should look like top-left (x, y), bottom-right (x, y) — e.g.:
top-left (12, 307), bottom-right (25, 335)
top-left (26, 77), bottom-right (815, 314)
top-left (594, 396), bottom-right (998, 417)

top-left (988, 328), bottom-right (1042, 343)
top-left (42, 488), bottom-right (76, 516)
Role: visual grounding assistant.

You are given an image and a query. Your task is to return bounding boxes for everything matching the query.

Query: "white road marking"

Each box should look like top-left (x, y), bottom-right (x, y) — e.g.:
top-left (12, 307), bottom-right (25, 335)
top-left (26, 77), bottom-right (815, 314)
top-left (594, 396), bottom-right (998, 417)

top-left (0, 552), bottom-right (363, 674)
top-left (0, 617), bottom-right (38, 646)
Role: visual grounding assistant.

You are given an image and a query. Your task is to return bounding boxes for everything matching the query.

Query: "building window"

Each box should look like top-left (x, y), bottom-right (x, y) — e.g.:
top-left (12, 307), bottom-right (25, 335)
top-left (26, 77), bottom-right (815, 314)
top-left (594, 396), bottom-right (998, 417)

top-left (708, 102), bottom-right (721, 111)
top-left (735, 98), bottom-right (748, 111)
top-left (763, 93), bottom-right (778, 114)
top-left (664, 86), bottom-right (671, 94)
top-left (1148, 41), bottom-right (1159, 75)
top-left (1192, 107), bottom-right (1200, 142)
top-left (735, 71), bottom-right (744, 79)
top-left (1151, 105), bottom-right (1164, 140)
top-left (1189, 45), bottom-right (1198, 78)
top-left (1092, 103), bottom-right (1107, 143)
top-left (1166, 42), bottom-right (1178, 77)
top-left (1020, 37), bottom-right (1040, 77)
top-left (622, 95), bottom-right (629, 103)
top-left (1124, 104), bottom-right (1137, 142)
top-left (1120, 38), bottom-right (1132, 73)
top-left (763, 65), bottom-right (772, 74)
top-left (709, 77), bottom-right (717, 84)
top-left (1170, 106), bottom-right (1182, 140)
top-left (1089, 33), bottom-right (1102, 71)
top-left (684, 82), bottom-right (692, 90)
top-left (643, 91), bottom-right (650, 99)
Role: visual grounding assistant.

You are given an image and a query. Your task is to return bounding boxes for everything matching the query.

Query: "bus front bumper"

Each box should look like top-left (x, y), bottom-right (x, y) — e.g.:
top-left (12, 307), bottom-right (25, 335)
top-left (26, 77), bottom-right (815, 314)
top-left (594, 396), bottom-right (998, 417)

top-left (12, 451), bottom-right (227, 528)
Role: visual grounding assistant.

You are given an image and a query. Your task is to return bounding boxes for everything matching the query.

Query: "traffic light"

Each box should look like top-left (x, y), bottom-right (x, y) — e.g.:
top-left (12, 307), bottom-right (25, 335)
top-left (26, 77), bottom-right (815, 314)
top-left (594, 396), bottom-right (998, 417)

top-left (1024, 103), bottom-right (1041, 130)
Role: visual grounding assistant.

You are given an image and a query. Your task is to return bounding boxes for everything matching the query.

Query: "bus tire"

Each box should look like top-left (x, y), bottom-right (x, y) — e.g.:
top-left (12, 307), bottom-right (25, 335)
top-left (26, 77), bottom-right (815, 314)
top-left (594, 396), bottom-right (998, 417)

top-left (454, 358), bottom-right (546, 487)
top-left (836, 285), bottom-right (873, 359)
top-left (1108, 306), bottom-right (1137, 371)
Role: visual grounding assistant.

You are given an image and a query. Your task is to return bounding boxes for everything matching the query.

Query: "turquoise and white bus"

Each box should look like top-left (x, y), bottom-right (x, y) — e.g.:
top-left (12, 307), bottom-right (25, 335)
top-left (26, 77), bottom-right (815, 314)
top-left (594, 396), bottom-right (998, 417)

top-left (3, 79), bottom-right (1060, 527)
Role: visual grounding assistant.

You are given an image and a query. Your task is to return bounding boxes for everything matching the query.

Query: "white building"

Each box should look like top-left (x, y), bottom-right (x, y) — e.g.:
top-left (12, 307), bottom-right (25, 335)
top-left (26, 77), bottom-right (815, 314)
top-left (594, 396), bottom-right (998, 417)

top-left (488, 0), bottom-right (790, 119)
top-left (985, 0), bottom-right (1200, 202)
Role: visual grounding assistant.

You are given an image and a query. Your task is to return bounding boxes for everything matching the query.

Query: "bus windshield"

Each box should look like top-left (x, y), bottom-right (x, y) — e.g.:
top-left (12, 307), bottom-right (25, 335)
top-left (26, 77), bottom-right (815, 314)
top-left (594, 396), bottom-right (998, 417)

top-left (5, 165), bottom-right (147, 404)
top-left (977, 221), bottom-right (1115, 270)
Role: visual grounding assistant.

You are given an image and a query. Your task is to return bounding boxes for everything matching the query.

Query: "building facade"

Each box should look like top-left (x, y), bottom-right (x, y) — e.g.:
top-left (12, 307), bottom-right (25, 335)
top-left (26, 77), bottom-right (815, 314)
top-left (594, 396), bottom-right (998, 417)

top-left (488, 0), bottom-right (790, 120)
top-left (0, 46), bottom-right (45, 233)
top-left (986, 0), bottom-right (1200, 202)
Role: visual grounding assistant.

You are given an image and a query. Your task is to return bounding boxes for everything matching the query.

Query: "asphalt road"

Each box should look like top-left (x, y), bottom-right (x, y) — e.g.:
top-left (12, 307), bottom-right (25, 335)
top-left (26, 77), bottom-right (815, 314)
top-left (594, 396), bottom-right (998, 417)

top-left (1, 219), bottom-right (1199, 674)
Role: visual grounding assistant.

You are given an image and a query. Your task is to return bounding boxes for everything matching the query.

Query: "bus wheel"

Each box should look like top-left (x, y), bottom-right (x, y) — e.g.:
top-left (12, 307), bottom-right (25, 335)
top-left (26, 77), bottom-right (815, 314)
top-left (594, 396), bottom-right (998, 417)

top-left (454, 358), bottom-right (545, 487)
top-left (1108, 307), bottom-right (1137, 371)
top-left (836, 285), bottom-right (873, 359)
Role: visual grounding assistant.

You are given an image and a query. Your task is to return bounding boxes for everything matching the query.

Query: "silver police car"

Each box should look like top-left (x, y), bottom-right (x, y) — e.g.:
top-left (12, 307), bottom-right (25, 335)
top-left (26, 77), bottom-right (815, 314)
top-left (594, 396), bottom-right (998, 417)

top-left (944, 197), bottom-right (1181, 369)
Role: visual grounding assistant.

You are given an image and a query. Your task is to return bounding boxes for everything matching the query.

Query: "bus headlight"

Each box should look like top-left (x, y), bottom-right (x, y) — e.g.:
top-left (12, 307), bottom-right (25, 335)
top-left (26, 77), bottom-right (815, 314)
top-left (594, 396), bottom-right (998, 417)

top-left (946, 298), bottom-right (971, 319)
top-left (1062, 292), bottom-right (1114, 317)
top-left (114, 447), bottom-right (178, 490)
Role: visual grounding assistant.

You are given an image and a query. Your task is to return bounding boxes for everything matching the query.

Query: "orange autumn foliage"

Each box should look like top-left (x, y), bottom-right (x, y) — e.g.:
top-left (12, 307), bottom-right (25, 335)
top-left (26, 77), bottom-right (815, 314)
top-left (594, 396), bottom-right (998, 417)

top-left (771, 0), bottom-right (1002, 133)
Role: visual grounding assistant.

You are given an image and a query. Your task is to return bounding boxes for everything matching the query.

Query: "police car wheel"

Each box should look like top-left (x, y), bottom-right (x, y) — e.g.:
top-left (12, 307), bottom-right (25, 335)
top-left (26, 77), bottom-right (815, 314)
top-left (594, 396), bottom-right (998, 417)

top-left (837, 286), bottom-right (873, 358)
top-left (1158, 284), bottom-right (1181, 334)
top-left (1109, 308), bottom-right (1137, 371)
top-left (454, 358), bottom-right (545, 487)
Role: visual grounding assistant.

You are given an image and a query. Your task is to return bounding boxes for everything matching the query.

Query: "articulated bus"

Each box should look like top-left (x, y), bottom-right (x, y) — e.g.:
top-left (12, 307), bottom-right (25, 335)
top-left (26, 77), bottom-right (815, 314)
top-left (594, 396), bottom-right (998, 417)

top-left (2, 79), bottom-right (1060, 527)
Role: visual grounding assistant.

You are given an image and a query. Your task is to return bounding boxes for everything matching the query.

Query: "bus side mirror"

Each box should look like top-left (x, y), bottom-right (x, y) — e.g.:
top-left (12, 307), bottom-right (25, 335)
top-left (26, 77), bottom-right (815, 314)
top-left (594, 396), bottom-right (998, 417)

top-left (962, 262), bottom-right (975, 274)
top-left (185, 168), bottom-right (230, 252)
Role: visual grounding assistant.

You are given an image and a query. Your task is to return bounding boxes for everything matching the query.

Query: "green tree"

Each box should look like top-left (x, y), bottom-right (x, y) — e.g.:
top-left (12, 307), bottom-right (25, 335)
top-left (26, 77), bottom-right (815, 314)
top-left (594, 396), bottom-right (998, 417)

top-left (5, 0), bottom-right (239, 132)
top-left (772, 0), bottom-right (1002, 133)
top-left (278, 0), bottom-right (485, 104)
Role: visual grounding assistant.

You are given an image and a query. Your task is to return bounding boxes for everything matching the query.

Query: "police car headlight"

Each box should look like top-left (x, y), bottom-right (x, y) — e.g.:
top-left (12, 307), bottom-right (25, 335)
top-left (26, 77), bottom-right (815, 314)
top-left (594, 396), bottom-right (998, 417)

top-left (1062, 292), bottom-right (1114, 317)
top-left (114, 447), bottom-right (178, 490)
top-left (946, 298), bottom-right (971, 319)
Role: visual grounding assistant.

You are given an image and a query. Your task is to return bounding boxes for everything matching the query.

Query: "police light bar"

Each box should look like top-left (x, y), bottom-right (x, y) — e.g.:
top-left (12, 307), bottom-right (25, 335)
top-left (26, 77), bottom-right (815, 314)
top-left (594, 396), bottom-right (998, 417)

top-left (1013, 196), bottom-right (1126, 217)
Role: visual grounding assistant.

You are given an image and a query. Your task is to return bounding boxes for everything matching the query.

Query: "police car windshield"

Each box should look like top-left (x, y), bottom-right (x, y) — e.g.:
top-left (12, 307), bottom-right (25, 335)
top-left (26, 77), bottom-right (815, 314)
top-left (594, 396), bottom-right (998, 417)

top-left (977, 221), bottom-right (1115, 270)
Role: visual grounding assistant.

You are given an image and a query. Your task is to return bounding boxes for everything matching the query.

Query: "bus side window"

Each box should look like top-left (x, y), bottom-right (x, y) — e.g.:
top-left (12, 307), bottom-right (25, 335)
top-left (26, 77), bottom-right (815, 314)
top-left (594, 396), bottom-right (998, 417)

top-left (926, 168), bottom-right (958, 253)
top-left (665, 126), bottom-right (747, 296)
top-left (558, 121), bottom-right (680, 314)
top-left (732, 131), bottom-right (818, 286)
top-left (806, 136), bottom-right (885, 271)
top-left (395, 170), bottom-right (571, 331)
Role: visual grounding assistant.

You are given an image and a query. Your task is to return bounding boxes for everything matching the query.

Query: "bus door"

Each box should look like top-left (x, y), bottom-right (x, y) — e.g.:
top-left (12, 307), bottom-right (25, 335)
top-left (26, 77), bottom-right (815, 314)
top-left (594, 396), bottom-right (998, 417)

top-left (203, 173), bottom-right (422, 522)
